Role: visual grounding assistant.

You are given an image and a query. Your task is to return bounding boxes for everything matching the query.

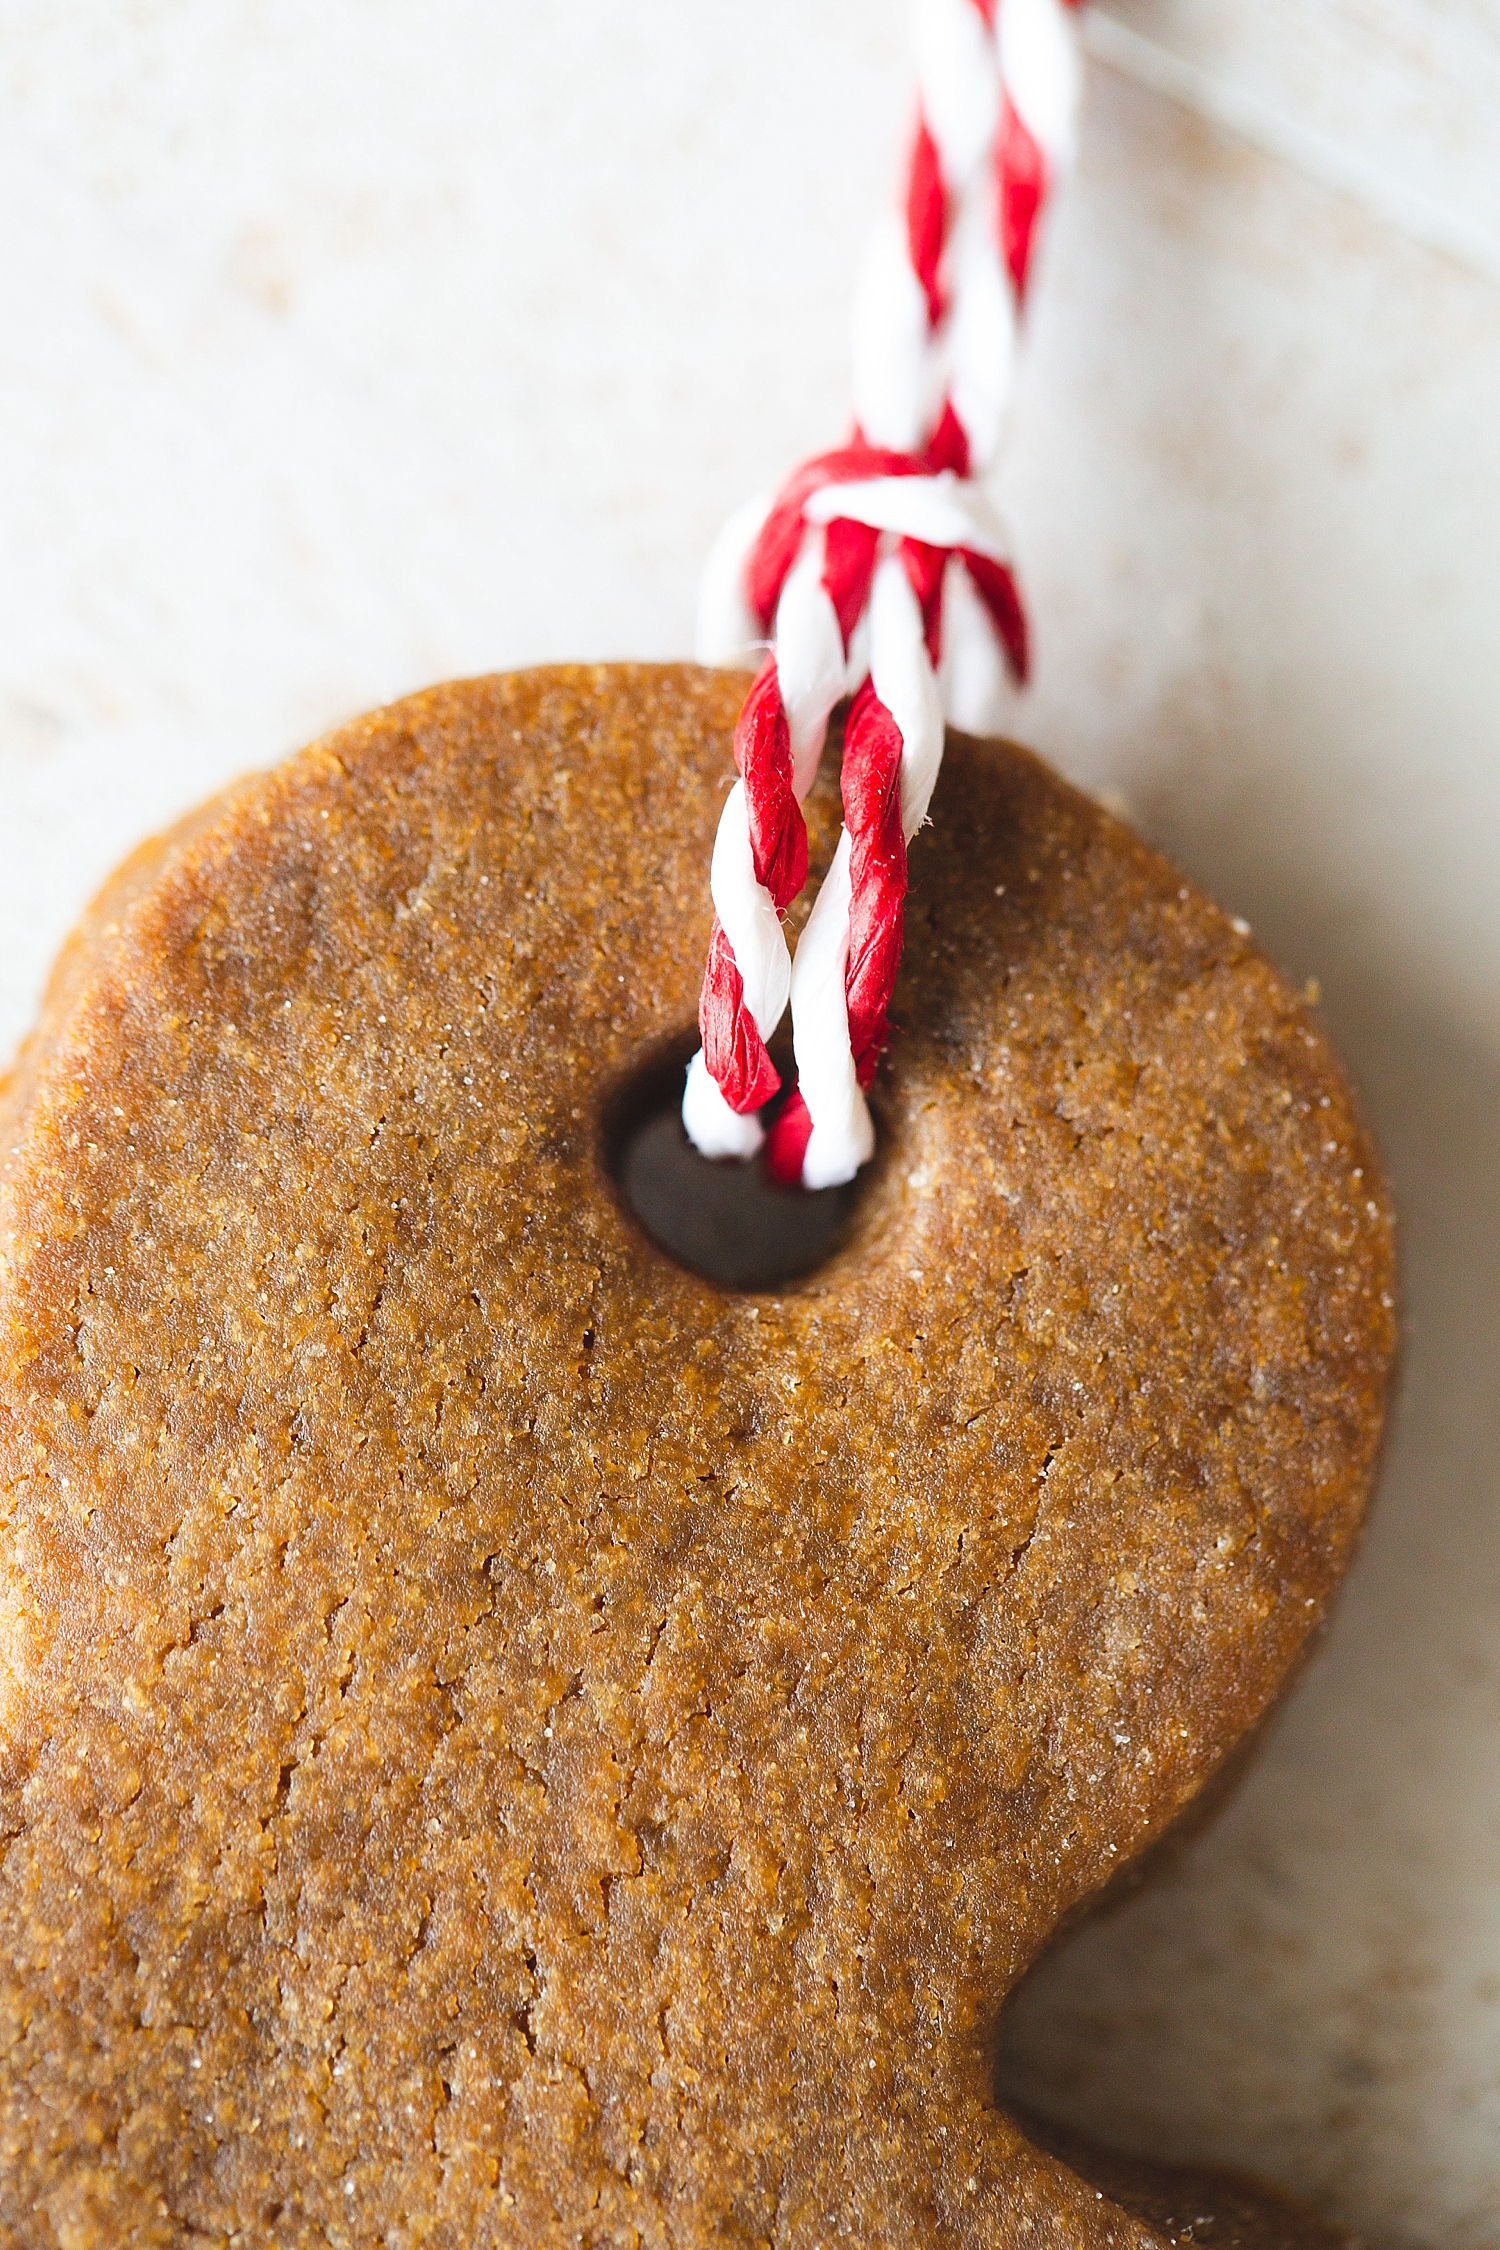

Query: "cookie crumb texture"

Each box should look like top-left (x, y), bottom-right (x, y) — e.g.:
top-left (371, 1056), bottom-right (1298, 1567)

top-left (0, 668), bottom-right (1393, 2248)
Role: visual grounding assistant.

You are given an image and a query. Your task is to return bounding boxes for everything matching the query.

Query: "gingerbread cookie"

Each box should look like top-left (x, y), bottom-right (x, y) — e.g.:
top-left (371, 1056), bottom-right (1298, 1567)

top-left (0, 665), bottom-right (1394, 2246)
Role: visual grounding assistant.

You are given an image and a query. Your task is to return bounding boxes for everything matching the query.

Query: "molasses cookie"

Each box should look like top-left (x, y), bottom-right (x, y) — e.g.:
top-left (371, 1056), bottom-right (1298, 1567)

top-left (0, 665), bottom-right (1394, 2246)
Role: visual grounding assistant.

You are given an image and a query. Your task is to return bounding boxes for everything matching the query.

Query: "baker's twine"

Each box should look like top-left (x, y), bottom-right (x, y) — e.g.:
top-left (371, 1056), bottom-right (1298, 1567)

top-left (684, 0), bottom-right (1083, 1189)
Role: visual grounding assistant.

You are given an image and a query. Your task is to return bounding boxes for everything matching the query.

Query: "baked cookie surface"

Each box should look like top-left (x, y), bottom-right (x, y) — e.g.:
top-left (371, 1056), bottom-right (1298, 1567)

top-left (0, 666), bottom-right (1393, 2247)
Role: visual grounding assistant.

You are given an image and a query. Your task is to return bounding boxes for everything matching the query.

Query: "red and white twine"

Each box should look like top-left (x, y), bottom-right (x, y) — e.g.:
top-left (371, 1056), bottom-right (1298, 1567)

top-left (684, 0), bottom-right (1083, 1188)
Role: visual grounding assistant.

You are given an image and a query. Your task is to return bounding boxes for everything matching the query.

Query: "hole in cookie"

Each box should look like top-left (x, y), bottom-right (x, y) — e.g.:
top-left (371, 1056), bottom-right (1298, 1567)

top-left (605, 1039), bottom-right (863, 1292)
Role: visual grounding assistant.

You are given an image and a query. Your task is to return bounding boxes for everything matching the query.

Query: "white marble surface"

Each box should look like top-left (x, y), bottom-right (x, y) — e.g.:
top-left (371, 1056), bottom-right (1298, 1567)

top-left (4, 6), bottom-right (1500, 2244)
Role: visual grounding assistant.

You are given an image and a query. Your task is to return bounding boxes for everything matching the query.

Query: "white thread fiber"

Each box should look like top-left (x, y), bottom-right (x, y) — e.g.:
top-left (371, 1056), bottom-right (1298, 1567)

top-left (774, 527), bottom-right (848, 798)
top-left (940, 181), bottom-right (1017, 470)
top-left (695, 490), bottom-right (773, 665)
top-left (803, 471), bottom-right (1009, 558)
top-left (788, 831), bottom-right (875, 1190)
top-left (939, 553), bottom-right (1009, 738)
top-left (870, 553), bottom-right (945, 840)
top-left (912, 0), bottom-right (1001, 180)
top-left (682, 1049), bottom-right (765, 1159)
top-left (850, 210), bottom-right (937, 455)
top-left (999, 0), bottom-right (1082, 164)
top-left (710, 780), bottom-right (790, 1040)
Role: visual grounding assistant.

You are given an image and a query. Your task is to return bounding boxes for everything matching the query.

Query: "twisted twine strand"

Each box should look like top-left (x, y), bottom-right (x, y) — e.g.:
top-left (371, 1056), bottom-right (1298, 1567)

top-left (685, 0), bottom-right (1083, 1186)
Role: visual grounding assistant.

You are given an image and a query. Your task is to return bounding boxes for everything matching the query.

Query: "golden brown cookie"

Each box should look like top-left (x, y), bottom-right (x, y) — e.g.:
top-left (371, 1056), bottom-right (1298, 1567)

top-left (0, 665), bottom-right (1394, 2247)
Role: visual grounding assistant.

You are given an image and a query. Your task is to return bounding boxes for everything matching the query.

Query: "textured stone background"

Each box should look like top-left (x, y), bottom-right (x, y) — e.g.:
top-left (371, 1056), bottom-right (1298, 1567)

top-left (4, 5), bottom-right (1500, 2244)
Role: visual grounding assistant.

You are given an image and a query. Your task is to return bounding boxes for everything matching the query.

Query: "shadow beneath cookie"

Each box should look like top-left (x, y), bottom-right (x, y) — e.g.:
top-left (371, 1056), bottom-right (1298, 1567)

top-left (994, 831), bottom-right (1500, 2250)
